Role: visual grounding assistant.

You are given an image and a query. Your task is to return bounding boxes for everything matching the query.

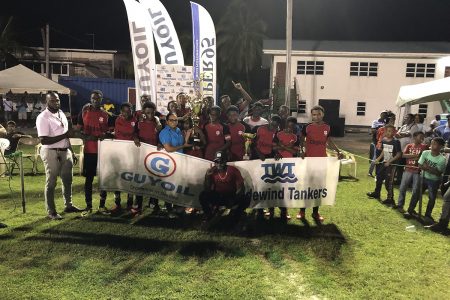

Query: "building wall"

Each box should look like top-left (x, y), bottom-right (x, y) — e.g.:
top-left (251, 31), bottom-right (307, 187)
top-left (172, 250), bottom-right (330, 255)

top-left (270, 53), bottom-right (450, 126)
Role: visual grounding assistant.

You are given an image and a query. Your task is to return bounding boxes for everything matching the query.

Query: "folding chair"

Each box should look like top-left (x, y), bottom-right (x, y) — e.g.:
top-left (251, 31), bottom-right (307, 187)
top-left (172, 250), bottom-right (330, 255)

top-left (69, 138), bottom-right (84, 175)
top-left (0, 138), bottom-right (12, 178)
top-left (15, 137), bottom-right (41, 175)
top-left (327, 148), bottom-right (358, 179)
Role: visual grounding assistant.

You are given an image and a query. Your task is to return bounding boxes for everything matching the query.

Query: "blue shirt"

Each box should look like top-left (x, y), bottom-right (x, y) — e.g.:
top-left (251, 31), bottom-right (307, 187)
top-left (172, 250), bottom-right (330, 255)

top-left (435, 125), bottom-right (450, 141)
top-left (159, 126), bottom-right (184, 153)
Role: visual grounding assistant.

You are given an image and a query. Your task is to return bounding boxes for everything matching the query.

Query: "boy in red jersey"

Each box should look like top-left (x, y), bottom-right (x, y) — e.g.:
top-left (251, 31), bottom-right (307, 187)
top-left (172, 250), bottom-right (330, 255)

top-left (226, 105), bottom-right (252, 161)
top-left (76, 90), bottom-right (112, 216)
top-left (200, 151), bottom-right (249, 224)
top-left (298, 105), bottom-right (342, 223)
top-left (133, 101), bottom-right (162, 215)
top-left (110, 103), bottom-right (137, 213)
top-left (204, 105), bottom-right (231, 161)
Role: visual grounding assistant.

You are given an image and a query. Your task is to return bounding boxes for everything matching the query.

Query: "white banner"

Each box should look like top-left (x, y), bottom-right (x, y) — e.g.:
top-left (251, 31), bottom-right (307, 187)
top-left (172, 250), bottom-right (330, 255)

top-left (123, 0), bottom-right (157, 110)
top-left (98, 141), bottom-right (340, 209)
top-left (141, 0), bottom-right (185, 65)
top-left (156, 64), bottom-right (194, 115)
top-left (191, 2), bottom-right (217, 101)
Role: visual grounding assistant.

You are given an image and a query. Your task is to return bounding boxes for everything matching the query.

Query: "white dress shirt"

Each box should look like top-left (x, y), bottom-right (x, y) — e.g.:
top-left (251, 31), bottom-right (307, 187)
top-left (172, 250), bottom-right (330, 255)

top-left (36, 108), bottom-right (70, 149)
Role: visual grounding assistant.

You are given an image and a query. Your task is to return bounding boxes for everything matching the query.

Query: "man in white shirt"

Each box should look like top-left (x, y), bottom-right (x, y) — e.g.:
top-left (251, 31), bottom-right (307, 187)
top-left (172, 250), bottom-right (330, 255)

top-left (36, 92), bottom-right (81, 220)
top-left (3, 93), bottom-right (13, 122)
top-left (243, 102), bottom-right (268, 129)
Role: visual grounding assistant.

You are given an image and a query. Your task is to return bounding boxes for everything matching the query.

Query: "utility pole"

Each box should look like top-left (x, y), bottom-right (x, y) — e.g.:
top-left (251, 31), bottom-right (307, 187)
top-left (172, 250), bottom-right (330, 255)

top-left (86, 33), bottom-right (95, 51)
top-left (41, 24), bottom-right (50, 78)
top-left (284, 0), bottom-right (293, 109)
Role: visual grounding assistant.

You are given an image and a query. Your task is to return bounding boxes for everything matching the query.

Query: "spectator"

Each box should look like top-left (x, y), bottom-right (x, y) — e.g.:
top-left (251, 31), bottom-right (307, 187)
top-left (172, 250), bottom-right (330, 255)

top-left (17, 97), bottom-right (28, 128)
top-left (395, 114), bottom-right (419, 184)
top-left (367, 124), bottom-right (402, 206)
top-left (433, 115), bottom-right (450, 140)
top-left (415, 137), bottom-right (446, 224)
top-left (430, 114), bottom-right (441, 128)
top-left (36, 92), bottom-right (82, 220)
top-left (243, 102), bottom-right (268, 129)
top-left (26, 95), bottom-right (35, 127)
top-left (3, 93), bottom-right (13, 122)
top-left (414, 114), bottom-right (428, 133)
top-left (278, 105), bottom-right (290, 130)
top-left (368, 111), bottom-right (388, 177)
top-left (397, 131), bottom-right (427, 214)
top-left (203, 106), bottom-right (231, 161)
top-left (426, 181), bottom-right (450, 233)
top-left (4, 121), bottom-right (31, 155)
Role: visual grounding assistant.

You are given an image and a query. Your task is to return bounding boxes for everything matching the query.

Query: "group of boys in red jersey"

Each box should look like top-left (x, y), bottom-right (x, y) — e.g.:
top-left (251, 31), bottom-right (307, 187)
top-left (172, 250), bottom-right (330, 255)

top-left (74, 87), bottom-right (341, 225)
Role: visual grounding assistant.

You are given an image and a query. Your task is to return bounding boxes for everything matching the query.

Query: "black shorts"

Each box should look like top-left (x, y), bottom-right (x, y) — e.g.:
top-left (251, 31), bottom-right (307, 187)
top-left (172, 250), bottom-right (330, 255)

top-left (83, 153), bottom-right (98, 177)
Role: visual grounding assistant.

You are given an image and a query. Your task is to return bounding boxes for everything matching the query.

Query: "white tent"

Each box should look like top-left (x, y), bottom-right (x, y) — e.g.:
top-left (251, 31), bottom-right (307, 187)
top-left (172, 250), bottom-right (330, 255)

top-left (0, 64), bottom-right (74, 95)
top-left (396, 76), bottom-right (450, 107)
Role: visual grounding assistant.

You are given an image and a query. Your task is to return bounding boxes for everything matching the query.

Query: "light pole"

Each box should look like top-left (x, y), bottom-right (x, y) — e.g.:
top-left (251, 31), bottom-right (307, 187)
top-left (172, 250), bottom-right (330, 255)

top-left (86, 33), bottom-right (95, 51)
top-left (284, 0), bottom-right (293, 109)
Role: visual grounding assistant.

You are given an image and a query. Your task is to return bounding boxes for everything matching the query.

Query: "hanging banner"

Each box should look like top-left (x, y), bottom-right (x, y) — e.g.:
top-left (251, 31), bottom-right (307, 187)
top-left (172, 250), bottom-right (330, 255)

top-left (141, 0), bottom-right (185, 65)
top-left (98, 141), bottom-right (340, 209)
top-left (123, 0), bottom-right (157, 110)
top-left (190, 2), bottom-right (217, 101)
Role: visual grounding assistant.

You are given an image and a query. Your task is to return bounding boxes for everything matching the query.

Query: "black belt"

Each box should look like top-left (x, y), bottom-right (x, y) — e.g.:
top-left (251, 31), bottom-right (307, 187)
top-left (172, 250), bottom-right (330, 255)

top-left (48, 148), bottom-right (68, 151)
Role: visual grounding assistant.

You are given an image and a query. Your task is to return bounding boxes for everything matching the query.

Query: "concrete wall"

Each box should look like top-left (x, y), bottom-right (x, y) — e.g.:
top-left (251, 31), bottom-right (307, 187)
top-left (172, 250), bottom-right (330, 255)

top-left (270, 53), bottom-right (450, 126)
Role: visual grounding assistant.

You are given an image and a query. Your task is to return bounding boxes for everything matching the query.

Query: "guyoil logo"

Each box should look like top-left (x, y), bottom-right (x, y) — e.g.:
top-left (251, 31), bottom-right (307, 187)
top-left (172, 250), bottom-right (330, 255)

top-left (261, 163), bottom-right (298, 183)
top-left (144, 152), bottom-right (177, 178)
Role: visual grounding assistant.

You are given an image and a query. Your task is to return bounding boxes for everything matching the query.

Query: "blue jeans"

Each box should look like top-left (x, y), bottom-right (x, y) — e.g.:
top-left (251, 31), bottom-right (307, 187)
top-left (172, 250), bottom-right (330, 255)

top-left (397, 170), bottom-right (421, 209)
top-left (409, 178), bottom-right (440, 216)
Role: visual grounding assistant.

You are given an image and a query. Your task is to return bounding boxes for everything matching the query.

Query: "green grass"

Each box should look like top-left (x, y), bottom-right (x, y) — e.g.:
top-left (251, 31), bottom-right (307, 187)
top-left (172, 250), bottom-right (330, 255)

top-left (0, 146), bottom-right (449, 299)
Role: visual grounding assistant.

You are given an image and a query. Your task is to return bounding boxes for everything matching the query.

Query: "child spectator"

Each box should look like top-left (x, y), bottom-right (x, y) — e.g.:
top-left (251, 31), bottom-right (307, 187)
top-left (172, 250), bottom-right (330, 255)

top-left (397, 131), bottom-right (428, 214)
top-left (367, 124), bottom-right (402, 206)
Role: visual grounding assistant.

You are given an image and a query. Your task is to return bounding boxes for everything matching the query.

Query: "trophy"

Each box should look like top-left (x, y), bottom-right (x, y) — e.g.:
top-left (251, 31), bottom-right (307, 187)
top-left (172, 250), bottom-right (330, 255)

top-left (187, 82), bottom-right (205, 146)
top-left (242, 133), bottom-right (256, 160)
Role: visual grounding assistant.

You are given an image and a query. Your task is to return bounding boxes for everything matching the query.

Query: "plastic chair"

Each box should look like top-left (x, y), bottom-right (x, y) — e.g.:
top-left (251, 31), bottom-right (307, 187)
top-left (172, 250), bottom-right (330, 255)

top-left (69, 138), bottom-right (84, 175)
top-left (15, 137), bottom-right (41, 175)
top-left (326, 148), bottom-right (357, 178)
top-left (0, 138), bottom-right (12, 177)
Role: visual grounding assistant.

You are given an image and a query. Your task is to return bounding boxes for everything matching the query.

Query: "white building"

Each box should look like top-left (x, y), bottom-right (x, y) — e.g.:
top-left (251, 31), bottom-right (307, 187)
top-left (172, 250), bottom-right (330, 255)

top-left (263, 40), bottom-right (450, 127)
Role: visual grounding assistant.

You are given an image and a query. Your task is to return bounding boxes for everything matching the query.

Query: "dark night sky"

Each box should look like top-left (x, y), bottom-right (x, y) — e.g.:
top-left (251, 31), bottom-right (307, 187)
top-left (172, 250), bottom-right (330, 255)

top-left (3, 0), bottom-right (450, 51)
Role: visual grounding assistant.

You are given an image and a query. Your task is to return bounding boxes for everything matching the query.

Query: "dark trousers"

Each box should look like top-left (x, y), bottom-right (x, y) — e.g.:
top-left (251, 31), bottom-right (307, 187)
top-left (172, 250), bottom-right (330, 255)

top-left (199, 190), bottom-right (249, 218)
top-left (114, 192), bottom-right (133, 207)
top-left (409, 178), bottom-right (440, 217)
top-left (374, 164), bottom-right (396, 200)
top-left (135, 196), bottom-right (158, 210)
top-left (83, 153), bottom-right (106, 209)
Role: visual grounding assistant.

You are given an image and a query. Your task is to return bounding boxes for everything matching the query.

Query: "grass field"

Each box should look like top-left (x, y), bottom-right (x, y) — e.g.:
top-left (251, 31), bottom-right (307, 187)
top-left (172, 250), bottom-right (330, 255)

top-left (0, 141), bottom-right (449, 299)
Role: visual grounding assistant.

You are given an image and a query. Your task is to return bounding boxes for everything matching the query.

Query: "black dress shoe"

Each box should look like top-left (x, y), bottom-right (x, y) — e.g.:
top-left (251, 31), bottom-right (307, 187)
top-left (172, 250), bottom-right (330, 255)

top-left (64, 206), bottom-right (83, 213)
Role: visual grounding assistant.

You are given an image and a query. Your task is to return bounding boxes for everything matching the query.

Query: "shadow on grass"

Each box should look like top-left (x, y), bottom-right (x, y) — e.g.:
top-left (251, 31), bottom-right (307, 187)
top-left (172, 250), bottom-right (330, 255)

top-left (24, 227), bottom-right (244, 261)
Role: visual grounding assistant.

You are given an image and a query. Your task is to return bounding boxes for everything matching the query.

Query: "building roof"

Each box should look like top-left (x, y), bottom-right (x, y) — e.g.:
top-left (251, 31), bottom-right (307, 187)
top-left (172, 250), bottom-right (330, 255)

top-left (263, 40), bottom-right (450, 54)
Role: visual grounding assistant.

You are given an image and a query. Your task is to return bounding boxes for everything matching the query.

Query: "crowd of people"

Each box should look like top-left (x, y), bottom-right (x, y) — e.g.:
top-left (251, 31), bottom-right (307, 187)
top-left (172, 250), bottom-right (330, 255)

top-left (1, 87), bottom-right (449, 234)
top-left (1, 91), bottom-right (47, 128)
top-left (0, 82), bottom-right (344, 230)
top-left (367, 110), bottom-right (450, 233)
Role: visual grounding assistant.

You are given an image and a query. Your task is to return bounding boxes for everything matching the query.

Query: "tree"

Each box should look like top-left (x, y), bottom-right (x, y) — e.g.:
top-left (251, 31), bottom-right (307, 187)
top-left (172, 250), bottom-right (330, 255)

top-left (216, 0), bottom-right (267, 96)
top-left (0, 16), bottom-right (39, 70)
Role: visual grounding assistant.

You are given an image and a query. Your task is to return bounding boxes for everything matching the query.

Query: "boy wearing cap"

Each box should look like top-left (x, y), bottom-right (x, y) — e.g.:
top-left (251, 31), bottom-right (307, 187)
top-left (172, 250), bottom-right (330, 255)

top-left (199, 151), bottom-right (249, 223)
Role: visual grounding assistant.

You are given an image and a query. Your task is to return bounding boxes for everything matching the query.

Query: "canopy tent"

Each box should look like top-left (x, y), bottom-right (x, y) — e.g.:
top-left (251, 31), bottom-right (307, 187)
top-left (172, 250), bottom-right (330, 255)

top-left (396, 76), bottom-right (450, 107)
top-left (0, 64), bottom-right (74, 95)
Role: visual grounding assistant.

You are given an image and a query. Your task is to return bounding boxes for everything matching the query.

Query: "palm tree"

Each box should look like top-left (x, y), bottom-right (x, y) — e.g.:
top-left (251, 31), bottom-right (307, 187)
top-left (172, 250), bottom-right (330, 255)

top-left (216, 0), bottom-right (267, 94)
top-left (0, 16), bottom-right (39, 70)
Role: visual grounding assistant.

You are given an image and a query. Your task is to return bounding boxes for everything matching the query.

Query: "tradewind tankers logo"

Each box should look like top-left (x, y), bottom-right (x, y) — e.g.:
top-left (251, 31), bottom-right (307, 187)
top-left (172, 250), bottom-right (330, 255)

top-left (260, 163), bottom-right (298, 183)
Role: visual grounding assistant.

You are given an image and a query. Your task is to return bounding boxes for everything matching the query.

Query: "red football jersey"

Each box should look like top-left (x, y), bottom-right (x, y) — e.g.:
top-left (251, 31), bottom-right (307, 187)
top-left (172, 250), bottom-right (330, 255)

top-left (136, 119), bottom-right (159, 146)
top-left (115, 116), bottom-right (137, 141)
top-left (302, 122), bottom-right (330, 157)
top-left (276, 131), bottom-right (298, 158)
top-left (204, 122), bottom-right (231, 161)
top-left (211, 166), bottom-right (244, 194)
top-left (228, 122), bottom-right (251, 161)
top-left (255, 125), bottom-right (277, 155)
top-left (78, 106), bottom-right (109, 154)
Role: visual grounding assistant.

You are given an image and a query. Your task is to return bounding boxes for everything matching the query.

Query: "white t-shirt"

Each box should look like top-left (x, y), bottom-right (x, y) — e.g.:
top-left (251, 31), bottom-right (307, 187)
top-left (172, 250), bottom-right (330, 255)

top-left (243, 116), bottom-right (269, 129)
top-left (26, 102), bottom-right (34, 113)
top-left (36, 108), bottom-right (70, 149)
top-left (3, 99), bottom-right (13, 112)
